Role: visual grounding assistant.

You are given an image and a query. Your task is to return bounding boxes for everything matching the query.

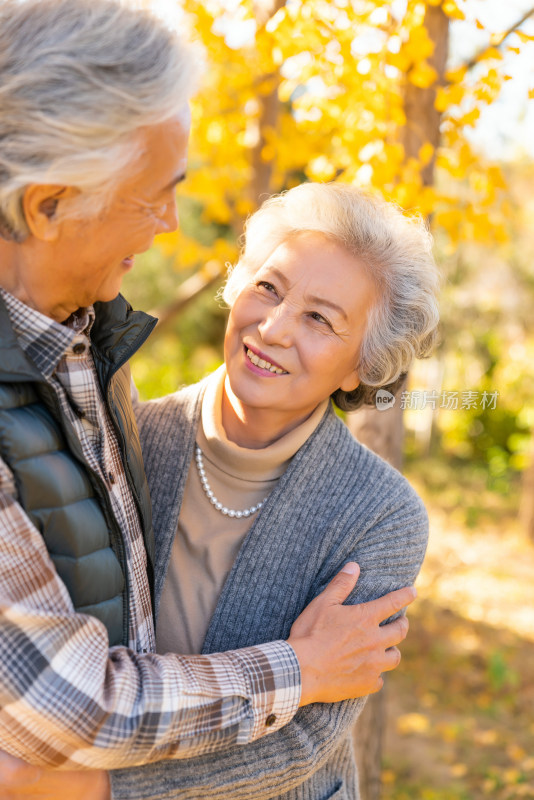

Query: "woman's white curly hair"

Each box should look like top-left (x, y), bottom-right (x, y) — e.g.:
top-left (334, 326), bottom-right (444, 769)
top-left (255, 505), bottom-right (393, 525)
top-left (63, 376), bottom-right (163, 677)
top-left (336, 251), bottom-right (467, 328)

top-left (223, 183), bottom-right (440, 410)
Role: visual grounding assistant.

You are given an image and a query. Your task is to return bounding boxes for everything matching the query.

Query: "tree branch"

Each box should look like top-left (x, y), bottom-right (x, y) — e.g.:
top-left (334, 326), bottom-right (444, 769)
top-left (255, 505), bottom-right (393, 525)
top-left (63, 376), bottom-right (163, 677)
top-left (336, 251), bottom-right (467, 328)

top-left (149, 260), bottom-right (223, 336)
top-left (253, 0), bottom-right (285, 30)
top-left (460, 6), bottom-right (534, 74)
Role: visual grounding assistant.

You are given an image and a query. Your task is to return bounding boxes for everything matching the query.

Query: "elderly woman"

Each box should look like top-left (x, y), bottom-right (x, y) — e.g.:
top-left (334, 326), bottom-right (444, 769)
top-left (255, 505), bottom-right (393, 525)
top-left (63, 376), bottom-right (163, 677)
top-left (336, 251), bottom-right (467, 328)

top-left (0, 2), bottom-right (419, 799)
top-left (105, 181), bottom-right (440, 800)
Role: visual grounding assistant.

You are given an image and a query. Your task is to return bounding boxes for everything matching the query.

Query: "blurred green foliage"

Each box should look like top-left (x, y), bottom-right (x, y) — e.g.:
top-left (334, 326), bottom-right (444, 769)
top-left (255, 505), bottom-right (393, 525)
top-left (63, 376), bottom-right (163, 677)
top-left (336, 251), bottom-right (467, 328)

top-left (403, 162), bottom-right (534, 501)
top-left (123, 255), bottom-right (227, 398)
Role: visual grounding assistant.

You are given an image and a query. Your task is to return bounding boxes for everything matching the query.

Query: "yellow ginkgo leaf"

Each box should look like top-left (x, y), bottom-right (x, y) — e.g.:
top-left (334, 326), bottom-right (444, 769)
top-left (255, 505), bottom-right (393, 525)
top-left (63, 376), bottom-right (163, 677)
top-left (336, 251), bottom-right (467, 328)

top-left (306, 155), bottom-right (337, 181)
top-left (477, 46), bottom-right (504, 62)
top-left (442, 1), bottom-right (465, 21)
top-left (409, 61), bottom-right (438, 88)
top-left (435, 84), bottom-right (465, 112)
top-left (397, 713), bottom-right (430, 735)
top-left (446, 65), bottom-right (467, 84)
top-left (403, 25), bottom-right (435, 62)
top-left (418, 142), bottom-right (435, 165)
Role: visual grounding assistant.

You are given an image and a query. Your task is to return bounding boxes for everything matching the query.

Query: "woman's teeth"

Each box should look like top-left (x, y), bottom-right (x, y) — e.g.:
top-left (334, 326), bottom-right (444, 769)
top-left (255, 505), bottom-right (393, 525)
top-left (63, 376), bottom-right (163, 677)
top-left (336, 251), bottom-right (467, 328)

top-left (246, 348), bottom-right (286, 374)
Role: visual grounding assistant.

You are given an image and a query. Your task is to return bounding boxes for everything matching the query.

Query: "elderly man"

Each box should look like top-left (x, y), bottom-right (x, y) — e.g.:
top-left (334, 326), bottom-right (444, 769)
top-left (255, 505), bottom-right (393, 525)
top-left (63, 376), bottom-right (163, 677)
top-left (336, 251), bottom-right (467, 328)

top-left (0, 0), bottom-right (415, 798)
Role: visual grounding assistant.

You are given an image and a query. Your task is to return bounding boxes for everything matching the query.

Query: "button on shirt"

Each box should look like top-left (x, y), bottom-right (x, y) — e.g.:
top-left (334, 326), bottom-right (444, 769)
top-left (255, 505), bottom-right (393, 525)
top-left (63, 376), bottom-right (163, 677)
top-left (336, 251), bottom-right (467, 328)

top-left (71, 339), bottom-right (87, 355)
top-left (0, 288), bottom-right (301, 769)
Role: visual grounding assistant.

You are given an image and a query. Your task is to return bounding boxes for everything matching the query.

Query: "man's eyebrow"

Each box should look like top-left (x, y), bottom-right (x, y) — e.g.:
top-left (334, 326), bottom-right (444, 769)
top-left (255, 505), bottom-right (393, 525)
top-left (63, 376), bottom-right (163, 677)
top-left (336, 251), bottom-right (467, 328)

top-left (161, 172), bottom-right (187, 192)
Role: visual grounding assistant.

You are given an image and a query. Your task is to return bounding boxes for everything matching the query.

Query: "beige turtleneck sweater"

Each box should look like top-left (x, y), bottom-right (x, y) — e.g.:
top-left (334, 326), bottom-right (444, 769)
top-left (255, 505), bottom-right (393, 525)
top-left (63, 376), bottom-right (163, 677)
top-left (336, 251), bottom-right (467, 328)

top-left (156, 366), bottom-right (328, 656)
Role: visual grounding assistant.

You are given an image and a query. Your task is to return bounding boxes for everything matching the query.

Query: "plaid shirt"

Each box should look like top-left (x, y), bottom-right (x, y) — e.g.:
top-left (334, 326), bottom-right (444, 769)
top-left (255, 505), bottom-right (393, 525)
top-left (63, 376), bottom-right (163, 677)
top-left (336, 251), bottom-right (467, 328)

top-left (0, 289), bottom-right (300, 769)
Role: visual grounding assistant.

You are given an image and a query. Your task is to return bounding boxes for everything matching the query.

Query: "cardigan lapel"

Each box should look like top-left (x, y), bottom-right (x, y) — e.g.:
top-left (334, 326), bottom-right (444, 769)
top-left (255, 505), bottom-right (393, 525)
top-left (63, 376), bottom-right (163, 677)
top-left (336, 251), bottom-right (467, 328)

top-left (202, 404), bottom-right (344, 654)
top-left (141, 377), bottom-right (351, 649)
top-left (141, 382), bottom-right (205, 617)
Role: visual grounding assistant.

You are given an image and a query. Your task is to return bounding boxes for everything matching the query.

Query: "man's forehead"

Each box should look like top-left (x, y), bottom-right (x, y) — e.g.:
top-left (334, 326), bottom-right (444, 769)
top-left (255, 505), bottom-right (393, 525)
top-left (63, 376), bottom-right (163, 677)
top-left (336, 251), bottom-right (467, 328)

top-left (126, 113), bottom-right (190, 189)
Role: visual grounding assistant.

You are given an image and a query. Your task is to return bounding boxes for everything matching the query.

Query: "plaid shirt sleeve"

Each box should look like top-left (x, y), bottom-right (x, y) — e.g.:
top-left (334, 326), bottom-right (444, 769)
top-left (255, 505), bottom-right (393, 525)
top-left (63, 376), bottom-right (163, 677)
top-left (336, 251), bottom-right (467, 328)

top-left (0, 459), bottom-right (301, 770)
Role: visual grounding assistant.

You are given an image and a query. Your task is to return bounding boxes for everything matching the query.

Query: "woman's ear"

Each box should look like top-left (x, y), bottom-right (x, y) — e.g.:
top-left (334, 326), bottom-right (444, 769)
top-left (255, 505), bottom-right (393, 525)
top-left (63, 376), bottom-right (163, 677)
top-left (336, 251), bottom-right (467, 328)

top-left (22, 185), bottom-right (77, 241)
top-left (339, 369), bottom-right (360, 393)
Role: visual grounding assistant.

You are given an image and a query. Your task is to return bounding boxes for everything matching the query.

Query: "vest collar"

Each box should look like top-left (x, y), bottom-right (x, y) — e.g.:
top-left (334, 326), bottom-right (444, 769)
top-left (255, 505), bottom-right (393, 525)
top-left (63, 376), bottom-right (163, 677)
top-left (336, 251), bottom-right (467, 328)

top-left (0, 293), bottom-right (43, 383)
top-left (0, 292), bottom-right (157, 383)
top-left (92, 295), bottom-right (157, 374)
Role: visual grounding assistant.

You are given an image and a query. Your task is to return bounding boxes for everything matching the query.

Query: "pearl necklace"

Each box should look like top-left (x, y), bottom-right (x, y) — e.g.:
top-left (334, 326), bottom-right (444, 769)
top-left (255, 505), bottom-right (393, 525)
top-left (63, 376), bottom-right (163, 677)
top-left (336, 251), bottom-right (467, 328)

top-left (194, 445), bottom-right (269, 518)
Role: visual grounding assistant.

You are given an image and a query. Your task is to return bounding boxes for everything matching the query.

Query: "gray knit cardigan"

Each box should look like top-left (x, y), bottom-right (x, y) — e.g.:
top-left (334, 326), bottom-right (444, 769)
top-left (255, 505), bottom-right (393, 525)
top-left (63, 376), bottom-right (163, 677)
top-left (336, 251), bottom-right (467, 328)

top-left (110, 379), bottom-right (428, 800)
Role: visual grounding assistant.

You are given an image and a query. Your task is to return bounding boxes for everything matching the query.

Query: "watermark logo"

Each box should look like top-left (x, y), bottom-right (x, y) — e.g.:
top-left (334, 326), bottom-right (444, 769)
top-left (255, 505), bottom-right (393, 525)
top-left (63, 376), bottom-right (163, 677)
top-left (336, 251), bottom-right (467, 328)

top-left (375, 389), bottom-right (396, 411)
top-left (374, 389), bottom-right (499, 411)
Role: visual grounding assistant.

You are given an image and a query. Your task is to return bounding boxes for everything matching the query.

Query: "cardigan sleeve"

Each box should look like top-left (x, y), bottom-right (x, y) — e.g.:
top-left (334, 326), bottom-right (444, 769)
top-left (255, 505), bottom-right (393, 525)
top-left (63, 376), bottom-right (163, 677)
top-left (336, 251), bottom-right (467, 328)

top-left (109, 479), bottom-right (429, 800)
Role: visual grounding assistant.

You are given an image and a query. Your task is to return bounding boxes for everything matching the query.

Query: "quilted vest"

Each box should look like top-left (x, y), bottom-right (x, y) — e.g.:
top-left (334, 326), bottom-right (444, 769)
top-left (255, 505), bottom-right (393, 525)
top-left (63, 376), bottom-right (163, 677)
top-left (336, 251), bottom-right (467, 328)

top-left (0, 294), bottom-right (157, 646)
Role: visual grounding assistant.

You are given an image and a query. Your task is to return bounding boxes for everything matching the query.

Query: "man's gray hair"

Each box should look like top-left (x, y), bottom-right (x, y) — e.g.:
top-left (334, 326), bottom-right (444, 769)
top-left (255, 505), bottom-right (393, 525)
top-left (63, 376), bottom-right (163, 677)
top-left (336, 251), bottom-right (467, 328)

top-left (0, 0), bottom-right (200, 242)
top-left (223, 182), bottom-right (440, 411)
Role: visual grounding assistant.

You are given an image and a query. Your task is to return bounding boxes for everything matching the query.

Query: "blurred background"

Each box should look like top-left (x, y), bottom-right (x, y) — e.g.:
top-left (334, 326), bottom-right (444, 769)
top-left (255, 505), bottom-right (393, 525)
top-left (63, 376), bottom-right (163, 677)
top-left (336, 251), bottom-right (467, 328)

top-left (124, 1), bottom-right (534, 797)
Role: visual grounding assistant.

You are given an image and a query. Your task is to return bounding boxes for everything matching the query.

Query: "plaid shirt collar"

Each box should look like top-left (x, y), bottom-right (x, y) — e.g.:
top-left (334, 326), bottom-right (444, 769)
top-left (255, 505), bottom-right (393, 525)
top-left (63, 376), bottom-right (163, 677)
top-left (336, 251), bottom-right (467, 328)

top-left (0, 288), bottom-right (95, 379)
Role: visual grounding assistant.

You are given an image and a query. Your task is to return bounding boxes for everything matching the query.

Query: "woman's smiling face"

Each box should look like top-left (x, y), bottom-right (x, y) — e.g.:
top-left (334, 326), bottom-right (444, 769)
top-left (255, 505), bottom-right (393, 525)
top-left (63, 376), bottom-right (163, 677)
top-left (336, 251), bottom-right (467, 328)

top-left (224, 231), bottom-right (378, 432)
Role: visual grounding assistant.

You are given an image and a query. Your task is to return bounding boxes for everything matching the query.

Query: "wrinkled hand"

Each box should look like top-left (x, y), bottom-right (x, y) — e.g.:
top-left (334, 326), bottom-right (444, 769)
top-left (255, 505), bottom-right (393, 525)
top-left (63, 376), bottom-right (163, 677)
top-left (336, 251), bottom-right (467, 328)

top-left (288, 562), bottom-right (416, 706)
top-left (0, 750), bottom-right (110, 800)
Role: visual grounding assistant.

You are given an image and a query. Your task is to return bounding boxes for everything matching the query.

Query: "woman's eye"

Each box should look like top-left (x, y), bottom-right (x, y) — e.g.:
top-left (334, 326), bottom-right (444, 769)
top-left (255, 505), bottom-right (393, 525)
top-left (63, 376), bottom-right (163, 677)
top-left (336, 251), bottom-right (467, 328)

top-left (310, 311), bottom-right (332, 327)
top-left (257, 281), bottom-right (277, 294)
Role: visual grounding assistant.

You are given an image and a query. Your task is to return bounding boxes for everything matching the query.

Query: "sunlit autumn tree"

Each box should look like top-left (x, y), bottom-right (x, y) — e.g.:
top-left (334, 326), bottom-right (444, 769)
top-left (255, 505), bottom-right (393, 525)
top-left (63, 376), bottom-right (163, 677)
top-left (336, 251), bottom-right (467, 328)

top-left (154, 0), bottom-right (532, 285)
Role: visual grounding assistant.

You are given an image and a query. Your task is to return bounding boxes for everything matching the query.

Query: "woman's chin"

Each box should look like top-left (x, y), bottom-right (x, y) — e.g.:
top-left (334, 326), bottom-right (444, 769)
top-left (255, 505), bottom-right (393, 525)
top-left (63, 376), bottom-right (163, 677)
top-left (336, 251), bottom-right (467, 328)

top-left (228, 370), bottom-right (282, 407)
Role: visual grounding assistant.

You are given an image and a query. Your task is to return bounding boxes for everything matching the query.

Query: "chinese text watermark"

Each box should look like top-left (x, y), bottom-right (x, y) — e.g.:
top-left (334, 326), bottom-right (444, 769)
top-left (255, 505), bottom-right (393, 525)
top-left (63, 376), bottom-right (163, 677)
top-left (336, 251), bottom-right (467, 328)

top-left (375, 390), bottom-right (499, 412)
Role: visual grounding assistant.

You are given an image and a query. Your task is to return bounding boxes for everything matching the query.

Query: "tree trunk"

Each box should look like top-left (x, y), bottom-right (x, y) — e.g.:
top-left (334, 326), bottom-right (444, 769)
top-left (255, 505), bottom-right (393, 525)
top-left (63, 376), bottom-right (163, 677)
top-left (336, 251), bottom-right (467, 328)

top-left (346, 383), bottom-right (406, 469)
top-left (347, 392), bottom-right (403, 800)
top-left (401, 4), bottom-right (450, 188)
top-left (349, 6), bottom-right (450, 799)
top-left (250, 0), bottom-right (285, 205)
top-left (352, 688), bottom-right (387, 800)
top-left (520, 449), bottom-right (534, 543)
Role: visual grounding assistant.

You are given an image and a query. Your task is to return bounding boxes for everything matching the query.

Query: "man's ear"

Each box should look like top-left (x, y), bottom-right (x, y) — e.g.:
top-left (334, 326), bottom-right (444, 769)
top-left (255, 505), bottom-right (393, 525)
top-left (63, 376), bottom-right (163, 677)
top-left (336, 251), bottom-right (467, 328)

top-left (22, 185), bottom-right (78, 241)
